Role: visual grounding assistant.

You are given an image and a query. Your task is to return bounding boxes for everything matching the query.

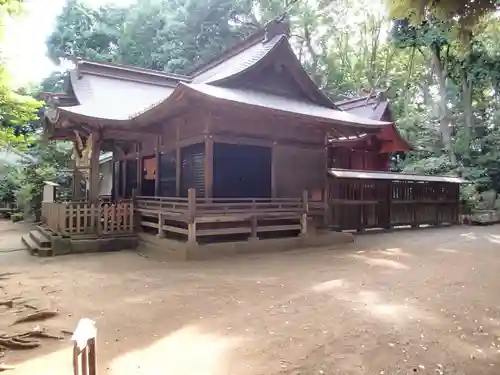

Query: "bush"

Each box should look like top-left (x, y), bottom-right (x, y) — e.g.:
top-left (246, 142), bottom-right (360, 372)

top-left (10, 212), bottom-right (24, 222)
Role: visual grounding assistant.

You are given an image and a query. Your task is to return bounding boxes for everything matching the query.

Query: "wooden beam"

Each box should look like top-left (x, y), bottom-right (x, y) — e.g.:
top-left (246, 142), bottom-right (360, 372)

top-left (204, 135), bottom-right (214, 199)
top-left (211, 133), bottom-right (274, 148)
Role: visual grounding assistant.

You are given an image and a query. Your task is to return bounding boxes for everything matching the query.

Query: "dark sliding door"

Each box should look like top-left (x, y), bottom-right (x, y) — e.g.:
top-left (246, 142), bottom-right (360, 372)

top-left (125, 159), bottom-right (138, 197)
top-left (159, 152), bottom-right (176, 197)
top-left (213, 143), bottom-right (271, 198)
top-left (180, 143), bottom-right (205, 197)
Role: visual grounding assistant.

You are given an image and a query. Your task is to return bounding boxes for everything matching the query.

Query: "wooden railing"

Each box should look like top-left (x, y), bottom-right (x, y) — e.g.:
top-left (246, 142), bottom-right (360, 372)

top-left (136, 189), bottom-right (308, 243)
top-left (0, 202), bottom-right (15, 213)
top-left (41, 200), bottom-right (134, 236)
top-left (326, 178), bottom-right (461, 231)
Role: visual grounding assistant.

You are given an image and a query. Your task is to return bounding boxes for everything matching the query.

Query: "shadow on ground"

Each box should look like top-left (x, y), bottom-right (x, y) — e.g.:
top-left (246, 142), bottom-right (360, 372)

top-left (2, 220), bottom-right (500, 375)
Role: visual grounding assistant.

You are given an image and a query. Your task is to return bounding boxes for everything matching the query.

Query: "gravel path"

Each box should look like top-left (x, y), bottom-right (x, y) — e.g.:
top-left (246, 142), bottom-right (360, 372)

top-left (1, 220), bottom-right (500, 375)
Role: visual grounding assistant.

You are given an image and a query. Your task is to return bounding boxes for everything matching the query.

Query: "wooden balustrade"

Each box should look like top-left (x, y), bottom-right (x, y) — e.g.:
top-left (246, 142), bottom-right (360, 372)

top-left (136, 189), bottom-right (308, 243)
top-left (41, 201), bottom-right (134, 236)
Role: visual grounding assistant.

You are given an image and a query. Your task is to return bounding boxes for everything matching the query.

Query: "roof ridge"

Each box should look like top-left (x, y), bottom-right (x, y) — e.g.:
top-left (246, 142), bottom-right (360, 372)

top-left (189, 29), bottom-right (266, 76)
top-left (189, 18), bottom-right (291, 76)
top-left (77, 60), bottom-right (191, 82)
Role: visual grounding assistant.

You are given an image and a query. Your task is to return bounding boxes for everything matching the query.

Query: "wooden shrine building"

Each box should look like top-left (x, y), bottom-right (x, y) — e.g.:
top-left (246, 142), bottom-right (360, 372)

top-left (36, 19), bottom-right (466, 258)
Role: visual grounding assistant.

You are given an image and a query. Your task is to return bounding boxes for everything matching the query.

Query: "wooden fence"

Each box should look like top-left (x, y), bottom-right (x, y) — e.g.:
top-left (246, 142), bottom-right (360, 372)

top-left (41, 201), bottom-right (134, 236)
top-left (326, 178), bottom-right (461, 231)
top-left (136, 189), bottom-right (308, 243)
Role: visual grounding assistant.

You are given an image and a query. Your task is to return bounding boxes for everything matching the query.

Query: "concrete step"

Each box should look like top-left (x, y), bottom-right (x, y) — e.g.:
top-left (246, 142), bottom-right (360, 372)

top-left (21, 235), bottom-right (39, 256)
top-left (29, 229), bottom-right (51, 248)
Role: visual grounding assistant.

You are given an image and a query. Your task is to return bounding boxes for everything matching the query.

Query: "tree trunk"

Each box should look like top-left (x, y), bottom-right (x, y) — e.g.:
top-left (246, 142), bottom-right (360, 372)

top-left (303, 23), bottom-right (321, 85)
top-left (462, 75), bottom-right (473, 160)
top-left (431, 47), bottom-right (457, 165)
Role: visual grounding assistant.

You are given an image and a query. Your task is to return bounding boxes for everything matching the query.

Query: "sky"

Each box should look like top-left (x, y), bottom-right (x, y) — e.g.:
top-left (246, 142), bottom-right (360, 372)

top-left (2, 0), bottom-right (134, 88)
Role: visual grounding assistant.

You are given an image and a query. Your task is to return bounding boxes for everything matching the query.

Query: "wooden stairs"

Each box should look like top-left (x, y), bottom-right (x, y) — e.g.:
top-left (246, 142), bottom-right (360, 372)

top-left (21, 225), bottom-right (54, 257)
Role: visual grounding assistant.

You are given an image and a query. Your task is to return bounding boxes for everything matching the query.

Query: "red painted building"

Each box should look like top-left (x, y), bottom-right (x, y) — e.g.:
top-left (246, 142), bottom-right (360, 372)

top-left (330, 92), bottom-right (411, 171)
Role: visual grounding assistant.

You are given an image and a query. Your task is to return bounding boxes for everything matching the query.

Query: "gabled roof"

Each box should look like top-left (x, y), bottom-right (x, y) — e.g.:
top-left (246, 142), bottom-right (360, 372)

top-left (44, 20), bottom-right (392, 136)
top-left (193, 35), bottom-right (284, 84)
top-left (335, 91), bottom-right (390, 121)
top-left (332, 91), bottom-right (411, 152)
top-left (176, 84), bottom-right (387, 129)
top-left (57, 69), bottom-right (176, 121)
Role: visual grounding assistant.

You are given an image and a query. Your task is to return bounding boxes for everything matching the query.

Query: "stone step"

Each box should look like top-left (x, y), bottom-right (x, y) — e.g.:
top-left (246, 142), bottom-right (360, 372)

top-left (35, 225), bottom-right (54, 240)
top-left (21, 235), bottom-right (39, 256)
top-left (37, 248), bottom-right (54, 257)
top-left (29, 229), bottom-right (51, 248)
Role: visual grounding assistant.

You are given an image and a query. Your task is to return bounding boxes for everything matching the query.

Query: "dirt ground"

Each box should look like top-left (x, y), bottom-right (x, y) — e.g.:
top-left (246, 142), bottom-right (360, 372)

top-left (2, 220), bottom-right (500, 375)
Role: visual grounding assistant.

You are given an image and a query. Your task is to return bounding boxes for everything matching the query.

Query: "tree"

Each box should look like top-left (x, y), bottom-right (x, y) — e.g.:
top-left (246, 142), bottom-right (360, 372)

top-left (0, 0), bottom-right (43, 149)
top-left (47, 0), bottom-right (129, 64)
top-left (47, 0), bottom-right (261, 74)
top-left (387, 0), bottom-right (500, 34)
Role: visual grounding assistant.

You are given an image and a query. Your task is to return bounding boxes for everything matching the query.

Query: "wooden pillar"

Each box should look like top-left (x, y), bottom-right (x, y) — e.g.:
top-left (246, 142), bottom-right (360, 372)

top-left (385, 180), bottom-right (392, 230)
top-left (204, 135), bottom-right (214, 199)
top-left (250, 199), bottom-right (258, 241)
top-left (323, 134), bottom-right (329, 227)
top-left (271, 141), bottom-right (277, 198)
top-left (157, 212), bottom-right (164, 238)
top-left (358, 180), bottom-right (365, 232)
top-left (301, 190), bottom-right (309, 236)
top-left (155, 136), bottom-right (161, 196)
top-left (136, 157), bottom-right (142, 196)
top-left (187, 188), bottom-right (197, 244)
top-left (176, 124), bottom-right (181, 197)
top-left (73, 167), bottom-right (84, 200)
top-left (88, 132), bottom-right (101, 205)
top-left (122, 159), bottom-right (127, 198)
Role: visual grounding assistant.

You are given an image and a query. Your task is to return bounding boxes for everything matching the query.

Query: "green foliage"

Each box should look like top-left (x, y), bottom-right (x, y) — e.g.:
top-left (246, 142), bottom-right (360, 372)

top-left (37, 0), bottom-right (500, 210)
top-left (10, 211), bottom-right (23, 222)
top-left (0, 164), bottom-right (18, 204)
top-left (47, 0), bottom-right (128, 64)
top-left (16, 140), bottom-right (73, 214)
top-left (0, 1), bottom-right (44, 149)
top-left (47, 0), bottom-right (260, 74)
top-left (387, 0), bottom-right (500, 34)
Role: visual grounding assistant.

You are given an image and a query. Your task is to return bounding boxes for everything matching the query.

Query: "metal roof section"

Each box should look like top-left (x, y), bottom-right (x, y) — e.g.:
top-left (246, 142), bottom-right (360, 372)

top-left (182, 83), bottom-right (391, 128)
top-left (328, 168), bottom-right (468, 183)
top-left (60, 69), bottom-right (175, 121)
top-left (335, 94), bottom-right (389, 121)
top-left (190, 18), bottom-right (288, 76)
top-left (193, 35), bottom-right (284, 83)
top-left (77, 60), bottom-right (191, 86)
